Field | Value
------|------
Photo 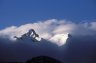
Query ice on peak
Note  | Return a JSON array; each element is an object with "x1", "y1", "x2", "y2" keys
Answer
[
  {"x1": 14, "y1": 29, "x2": 41, "y2": 42},
  {"x1": 49, "y1": 33, "x2": 71, "y2": 46}
]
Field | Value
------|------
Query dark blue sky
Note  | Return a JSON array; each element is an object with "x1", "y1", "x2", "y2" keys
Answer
[{"x1": 0, "y1": 0, "x2": 96, "y2": 29}]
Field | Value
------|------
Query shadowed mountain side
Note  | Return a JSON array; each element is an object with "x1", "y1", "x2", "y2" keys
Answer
[
  {"x1": 26, "y1": 56, "x2": 62, "y2": 63},
  {"x1": 64, "y1": 35, "x2": 96, "y2": 63},
  {"x1": 0, "y1": 38, "x2": 64, "y2": 62},
  {"x1": 1, "y1": 33, "x2": 96, "y2": 63}
]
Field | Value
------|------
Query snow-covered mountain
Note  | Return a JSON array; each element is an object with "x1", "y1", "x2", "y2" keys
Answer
[
  {"x1": 0, "y1": 29, "x2": 70, "y2": 62},
  {"x1": 1, "y1": 29, "x2": 96, "y2": 63},
  {"x1": 14, "y1": 29, "x2": 70, "y2": 46}
]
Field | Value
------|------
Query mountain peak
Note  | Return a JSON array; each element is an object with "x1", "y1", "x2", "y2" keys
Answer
[
  {"x1": 49, "y1": 33, "x2": 71, "y2": 46},
  {"x1": 14, "y1": 29, "x2": 72, "y2": 46},
  {"x1": 14, "y1": 29, "x2": 41, "y2": 42}
]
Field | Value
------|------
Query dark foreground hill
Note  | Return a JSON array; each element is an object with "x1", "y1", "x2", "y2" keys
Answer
[
  {"x1": 26, "y1": 56, "x2": 62, "y2": 63},
  {"x1": 0, "y1": 56, "x2": 62, "y2": 63}
]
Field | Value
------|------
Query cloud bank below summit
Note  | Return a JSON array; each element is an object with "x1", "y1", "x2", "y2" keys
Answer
[{"x1": 0, "y1": 19, "x2": 96, "y2": 46}]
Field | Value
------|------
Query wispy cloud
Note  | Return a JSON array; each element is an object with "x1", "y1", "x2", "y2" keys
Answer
[{"x1": 0, "y1": 19, "x2": 96, "y2": 46}]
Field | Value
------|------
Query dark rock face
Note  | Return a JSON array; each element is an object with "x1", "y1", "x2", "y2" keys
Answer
[
  {"x1": 14, "y1": 29, "x2": 40, "y2": 42},
  {"x1": 26, "y1": 56, "x2": 62, "y2": 63}
]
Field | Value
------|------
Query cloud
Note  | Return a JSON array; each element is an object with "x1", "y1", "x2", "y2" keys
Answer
[
  {"x1": 50, "y1": 33, "x2": 69, "y2": 46},
  {"x1": 0, "y1": 19, "x2": 96, "y2": 46}
]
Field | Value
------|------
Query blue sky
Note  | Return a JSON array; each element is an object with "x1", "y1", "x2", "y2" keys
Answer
[
  {"x1": 0, "y1": 0, "x2": 96, "y2": 62},
  {"x1": 0, "y1": 0, "x2": 96, "y2": 29}
]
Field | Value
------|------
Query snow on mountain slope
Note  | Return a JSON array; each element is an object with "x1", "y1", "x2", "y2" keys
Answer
[
  {"x1": 14, "y1": 29, "x2": 69, "y2": 46},
  {"x1": 0, "y1": 29, "x2": 70, "y2": 62},
  {"x1": 49, "y1": 33, "x2": 69, "y2": 46}
]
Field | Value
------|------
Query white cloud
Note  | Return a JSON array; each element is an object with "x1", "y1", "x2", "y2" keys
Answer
[
  {"x1": 49, "y1": 33, "x2": 69, "y2": 46},
  {"x1": 0, "y1": 19, "x2": 96, "y2": 46}
]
